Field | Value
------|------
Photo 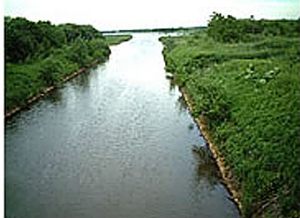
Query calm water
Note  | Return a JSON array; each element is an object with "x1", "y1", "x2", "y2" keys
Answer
[{"x1": 5, "y1": 33, "x2": 240, "y2": 218}]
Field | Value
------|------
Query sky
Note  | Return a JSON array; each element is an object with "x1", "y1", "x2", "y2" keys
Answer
[{"x1": 3, "y1": 0, "x2": 300, "y2": 31}]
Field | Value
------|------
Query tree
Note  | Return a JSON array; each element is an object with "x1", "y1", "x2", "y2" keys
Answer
[
  {"x1": 39, "y1": 58, "x2": 64, "y2": 86},
  {"x1": 5, "y1": 17, "x2": 38, "y2": 62}
]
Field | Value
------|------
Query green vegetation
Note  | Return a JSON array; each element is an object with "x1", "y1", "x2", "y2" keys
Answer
[
  {"x1": 160, "y1": 13, "x2": 300, "y2": 218},
  {"x1": 102, "y1": 26, "x2": 205, "y2": 34},
  {"x1": 104, "y1": 34, "x2": 133, "y2": 45},
  {"x1": 5, "y1": 17, "x2": 131, "y2": 113},
  {"x1": 207, "y1": 12, "x2": 299, "y2": 43}
]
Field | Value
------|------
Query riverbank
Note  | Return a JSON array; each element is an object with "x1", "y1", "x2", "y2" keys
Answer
[
  {"x1": 5, "y1": 60, "x2": 94, "y2": 118},
  {"x1": 5, "y1": 35, "x2": 132, "y2": 119},
  {"x1": 180, "y1": 88, "x2": 242, "y2": 211},
  {"x1": 5, "y1": 17, "x2": 108, "y2": 114},
  {"x1": 104, "y1": 34, "x2": 133, "y2": 45},
  {"x1": 5, "y1": 17, "x2": 132, "y2": 118},
  {"x1": 160, "y1": 18, "x2": 300, "y2": 217}
]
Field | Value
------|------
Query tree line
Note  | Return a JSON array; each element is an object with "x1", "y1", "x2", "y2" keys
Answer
[
  {"x1": 5, "y1": 16, "x2": 106, "y2": 63},
  {"x1": 5, "y1": 17, "x2": 111, "y2": 112},
  {"x1": 207, "y1": 12, "x2": 300, "y2": 43}
]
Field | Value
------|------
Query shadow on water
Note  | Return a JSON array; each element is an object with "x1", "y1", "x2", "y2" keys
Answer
[
  {"x1": 45, "y1": 68, "x2": 97, "y2": 106},
  {"x1": 192, "y1": 144, "x2": 221, "y2": 186},
  {"x1": 167, "y1": 79, "x2": 189, "y2": 114},
  {"x1": 176, "y1": 95, "x2": 188, "y2": 113},
  {"x1": 70, "y1": 69, "x2": 93, "y2": 90},
  {"x1": 168, "y1": 78, "x2": 176, "y2": 92},
  {"x1": 44, "y1": 89, "x2": 63, "y2": 105}
]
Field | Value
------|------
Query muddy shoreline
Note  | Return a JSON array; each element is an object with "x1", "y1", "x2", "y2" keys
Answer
[{"x1": 179, "y1": 87, "x2": 242, "y2": 212}]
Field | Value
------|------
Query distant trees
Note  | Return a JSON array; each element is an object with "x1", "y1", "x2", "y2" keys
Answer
[
  {"x1": 58, "y1": 23, "x2": 104, "y2": 42},
  {"x1": 5, "y1": 17, "x2": 37, "y2": 62},
  {"x1": 207, "y1": 12, "x2": 300, "y2": 43},
  {"x1": 5, "y1": 17, "x2": 66, "y2": 62},
  {"x1": 4, "y1": 17, "x2": 106, "y2": 63}
]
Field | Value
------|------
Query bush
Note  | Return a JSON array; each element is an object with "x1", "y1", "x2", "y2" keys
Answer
[{"x1": 39, "y1": 57, "x2": 64, "y2": 86}]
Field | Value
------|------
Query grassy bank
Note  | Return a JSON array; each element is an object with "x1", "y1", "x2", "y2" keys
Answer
[
  {"x1": 160, "y1": 15, "x2": 300, "y2": 218},
  {"x1": 104, "y1": 34, "x2": 133, "y2": 45},
  {"x1": 5, "y1": 17, "x2": 131, "y2": 114}
]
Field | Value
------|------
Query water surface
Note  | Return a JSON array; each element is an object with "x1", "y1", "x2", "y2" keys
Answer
[{"x1": 5, "y1": 33, "x2": 240, "y2": 218}]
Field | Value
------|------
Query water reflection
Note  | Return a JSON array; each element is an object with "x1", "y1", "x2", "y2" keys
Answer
[
  {"x1": 176, "y1": 94, "x2": 189, "y2": 113},
  {"x1": 44, "y1": 89, "x2": 63, "y2": 105},
  {"x1": 167, "y1": 78, "x2": 189, "y2": 114},
  {"x1": 192, "y1": 145, "x2": 221, "y2": 186},
  {"x1": 168, "y1": 78, "x2": 176, "y2": 91},
  {"x1": 70, "y1": 69, "x2": 92, "y2": 91}
]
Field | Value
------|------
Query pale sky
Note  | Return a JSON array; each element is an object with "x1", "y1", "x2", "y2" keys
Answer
[{"x1": 4, "y1": 0, "x2": 300, "y2": 31}]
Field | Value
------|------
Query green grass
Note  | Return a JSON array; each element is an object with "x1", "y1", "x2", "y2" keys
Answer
[
  {"x1": 160, "y1": 31, "x2": 300, "y2": 217},
  {"x1": 104, "y1": 34, "x2": 132, "y2": 45}
]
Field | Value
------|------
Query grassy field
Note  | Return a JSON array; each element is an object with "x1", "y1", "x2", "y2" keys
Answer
[{"x1": 160, "y1": 30, "x2": 300, "y2": 217}]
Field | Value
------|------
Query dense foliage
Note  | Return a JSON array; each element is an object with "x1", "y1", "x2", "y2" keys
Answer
[
  {"x1": 207, "y1": 12, "x2": 299, "y2": 43},
  {"x1": 160, "y1": 14, "x2": 300, "y2": 218},
  {"x1": 5, "y1": 17, "x2": 106, "y2": 63},
  {"x1": 5, "y1": 17, "x2": 131, "y2": 112}
]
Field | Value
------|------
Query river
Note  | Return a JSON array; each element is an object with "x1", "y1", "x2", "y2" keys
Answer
[{"x1": 5, "y1": 33, "x2": 240, "y2": 218}]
